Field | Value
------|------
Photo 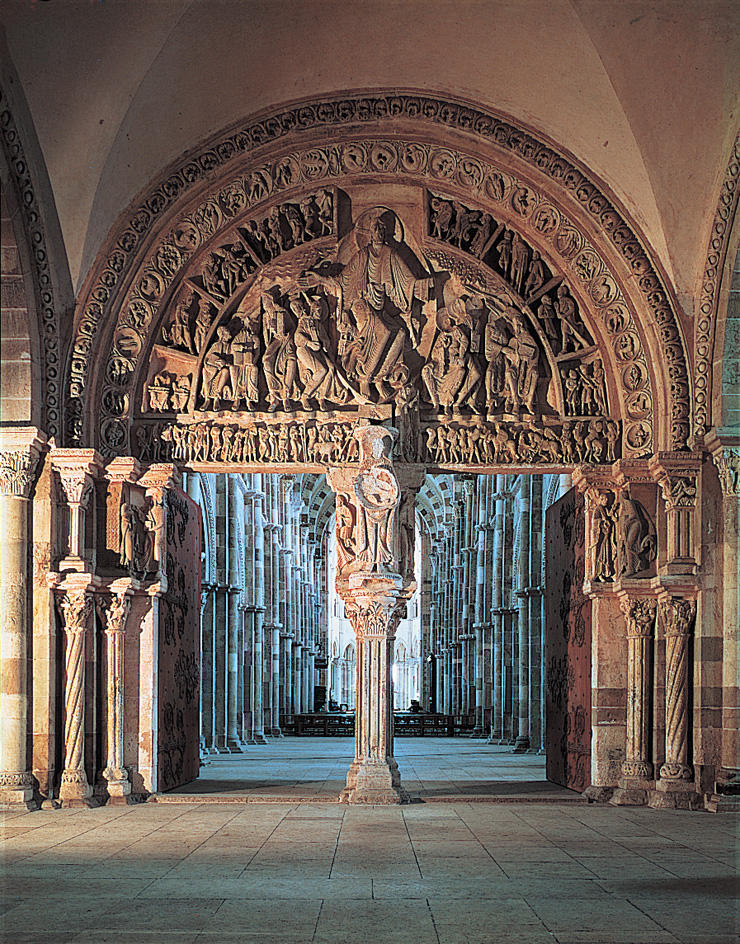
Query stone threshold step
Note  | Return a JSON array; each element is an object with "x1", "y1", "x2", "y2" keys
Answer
[{"x1": 152, "y1": 793, "x2": 586, "y2": 805}]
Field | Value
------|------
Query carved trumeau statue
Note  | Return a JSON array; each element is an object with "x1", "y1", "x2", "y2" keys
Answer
[
  {"x1": 328, "y1": 425, "x2": 403, "y2": 580},
  {"x1": 354, "y1": 448, "x2": 400, "y2": 573}
]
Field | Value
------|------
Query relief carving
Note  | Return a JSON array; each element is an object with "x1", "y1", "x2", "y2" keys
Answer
[
  {"x1": 66, "y1": 96, "x2": 689, "y2": 457},
  {"x1": 615, "y1": 489, "x2": 657, "y2": 578},
  {"x1": 0, "y1": 449, "x2": 40, "y2": 498}
]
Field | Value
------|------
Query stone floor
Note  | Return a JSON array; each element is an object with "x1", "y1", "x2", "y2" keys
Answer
[
  {"x1": 168, "y1": 739, "x2": 577, "y2": 803},
  {"x1": 1, "y1": 741, "x2": 738, "y2": 944}
]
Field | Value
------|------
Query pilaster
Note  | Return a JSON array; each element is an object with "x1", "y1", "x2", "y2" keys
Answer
[{"x1": 0, "y1": 426, "x2": 46, "y2": 809}]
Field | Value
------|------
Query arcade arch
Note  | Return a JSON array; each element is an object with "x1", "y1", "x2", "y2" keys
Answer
[{"x1": 1, "y1": 92, "x2": 726, "y2": 811}]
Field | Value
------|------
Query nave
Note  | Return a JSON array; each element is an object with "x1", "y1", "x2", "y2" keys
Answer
[
  {"x1": 187, "y1": 470, "x2": 569, "y2": 799},
  {"x1": 165, "y1": 739, "x2": 569, "y2": 804}
]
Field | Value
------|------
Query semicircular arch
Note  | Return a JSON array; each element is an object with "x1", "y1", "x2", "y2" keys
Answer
[{"x1": 66, "y1": 91, "x2": 691, "y2": 469}]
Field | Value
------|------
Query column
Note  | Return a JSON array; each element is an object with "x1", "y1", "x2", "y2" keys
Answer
[
  {"x1": 95, "y1": 581, "x2": 133, "y2": 802},
  {"x1": 529, "y1": 476, "x2": 544, "y2": 753},
  {"x1": 0, "y1": 428, "x2": 45, "y2": 808},
  {"x1": 712, "y1": 445, "x2": 740, "y2": 803},
  {"x1": 200, "y1": 585, "x2": 216, "y2": 753},
  {"x1": 327, "y1": 425, "x2": 419, "y2": 804},
  {"x1": 489, "y1": 476, "x2": 505, "y2": 742},
  {"x1": 514, "y1": 476, "x2": 531, "y2": 752},
  {"x1": 226, "y1": 589, "x2": 243, "y2": 751},
  {"x1": 611, "y1": 594, "x2": 656, "y2": 806},
  {"x1": 226, "y1": 478, "x2": 244, "y2": 751},
  {"x1": 472, "y1": 477, "x2": 487, "y2": 736},
  {"x1": 650, "y1": 595, "x2": 700, "y2": 809},
  {"x1": 55, "y1": 582, "x2": 96, "y2": 806},
  {"x1": 252, "y1": 483, "x2": 267, "y2": 743}
]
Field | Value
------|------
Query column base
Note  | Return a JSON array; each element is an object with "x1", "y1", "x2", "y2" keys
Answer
[
  {"x1": 268, "y1": 727, "x2": 283, "y2": 738},
  {"x1": 611, "y1": 780, "x2": 654, "y2": 806},
  {"x1": 225, "y1": 739, "x2": 246, "y2": 753},
  {"x1": 253, "y1": 734, "x2": 268, "y2": 745},
  {"x1": 0, "y1": 774, "x2": 37, "y2": 810},
  {"x1": 648, "y1": 778, "x2": 701, "y2": 810},
  {"x1": 583, "y1": 784, "x2": 615, "y2": 803},
  {"x1": 103, "y1": 767, "x2": 133, "y2": 804},
  {"x1": 339, "y1": 758, "x2": 409, "y2": 805},
  {"x1": 512, "y1": 736, "x2": 530, "y2": 753},
  {"x1": 611, "y1": 762, "x2": 653, "y2": 806},
  {"x1": 59, "y1": 769, "x2": 96, "y2": 807}
]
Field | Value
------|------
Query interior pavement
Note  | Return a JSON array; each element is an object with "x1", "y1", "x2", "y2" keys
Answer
[
  {"x1": 1, "y1": 741, "x2": 737, "y2": 944},
  {"x1": 168, "y1": 739, "x2": 577, "y2": 803}
]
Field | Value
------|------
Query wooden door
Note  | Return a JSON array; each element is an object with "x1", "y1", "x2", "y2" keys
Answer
[
  {"x1": 545, "y1": 487, "x2": 591, "y2": 792},
  {"x1": 157, "y1": 487, "x2": 202, "y2": 792}
]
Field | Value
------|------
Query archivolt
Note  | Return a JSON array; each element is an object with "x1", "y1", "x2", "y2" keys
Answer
[{"x1": 66, "y1": 91, "x2": 691, "y2": 456}]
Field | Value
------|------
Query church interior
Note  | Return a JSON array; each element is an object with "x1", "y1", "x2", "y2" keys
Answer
[{"x1": 0, "y1": 1, "x2": 738, "y2": 942}]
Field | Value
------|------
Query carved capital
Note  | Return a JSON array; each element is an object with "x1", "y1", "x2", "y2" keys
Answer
[
  {"x1": 620, "y1": 596, "x2": 657, "y2": 638},
  {"x1": 58, "y1": 469, "x2": 94, "y2": 508},
  {"x1": 55, "y1": 589, "x2": 94, "y2": 634},
  {"x1": 659, "y1": 474, "x2": 698, "y2": 510},
  {"x1": 0, "y1": 449, "x2": 41, "y2": 498},
  {"x1": 345, "y1": 598, "x2": 403, "y2": 639},
  {"x1": 660, "y1": 596, "x2": 696, "y2": 637},
  {"x1": 96, "y1": 590, "x2": 132, "y2": 636}
]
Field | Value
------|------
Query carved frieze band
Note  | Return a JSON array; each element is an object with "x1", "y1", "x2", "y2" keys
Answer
[
  {"x1": 0, "y1": 83, "x2": 62, "y2": 439},
  {"x1": 65, "y1": 92, "x2": 689, "y2": 454},
  {"x1": 694, "y1": 131, "x2": 740, "y2": 439}
]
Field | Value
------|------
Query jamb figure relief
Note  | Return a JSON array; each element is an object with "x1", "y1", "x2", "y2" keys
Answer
[
  {"x1": 590, "y1": 490, "x2": 618, "y2": 581},
  {"x1": 615, "y1": 489, "x2": 657, "y2": 578}
]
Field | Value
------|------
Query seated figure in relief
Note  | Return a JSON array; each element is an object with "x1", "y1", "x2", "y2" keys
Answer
[{"x1": 302, "y1": 213, "x2": 433, "y2": 402}]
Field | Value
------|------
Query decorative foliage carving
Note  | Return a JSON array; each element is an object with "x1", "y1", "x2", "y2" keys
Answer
[
  {"x1": 694, "y1": 131, "x2": 740, "y2": 439},
  {"x1": 65, "y1": 93, "x2": 688, "y2": 456},
  {"x1": 0, "y1": 450, "x2": 40, "y2": 498},
  {"x1": 344, "y1": 599, "x2": 402, "y2": 638},
  {"x1": 0, "y1": 84, "x2": 62, "y2": 438}
]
